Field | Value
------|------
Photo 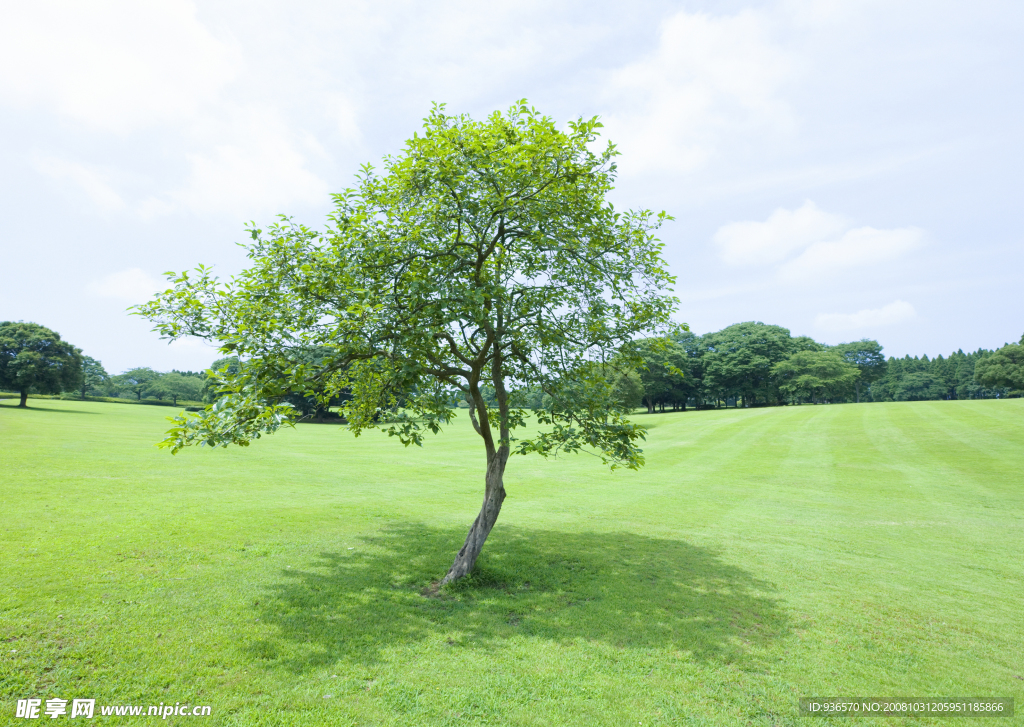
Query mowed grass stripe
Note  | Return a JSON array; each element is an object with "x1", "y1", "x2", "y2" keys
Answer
[{"x1": 2, "y1": 398, "x2": 1022, "y2": 725}]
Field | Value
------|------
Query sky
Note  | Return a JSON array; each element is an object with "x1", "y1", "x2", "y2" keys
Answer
[{"x1": 1, "y1": 0, "x2": 1021, "y2": 374}]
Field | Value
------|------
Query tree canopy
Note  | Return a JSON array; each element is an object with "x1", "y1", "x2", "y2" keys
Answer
[
  {"x1": 79, "y1": 356, "x2": 109, "y2": 399},
  {"x1": 832, "y1": 339, "x2": 886, "y2": 402},
  {"x1": 974, "y1": 340, "x2": 1024, "y2": 392},
  {"x1": 633, "y1": 333, "x2": 702, "y2": 413},
  {"x1": 702, "y1": 322, "x2": 803, "y2": 406},
  {"x1": 772, "y1": 350, "x2": 859, "y2": 404},
  {"x1": 0, "y1": 321, "x2": 83, "y2": 407},
  {"x1": 112, "y1": 367, "x2": 160, "y2": 401},
  {"x1": 892, "y1": 371, "x2": 947, "y2": 401},
  {"x1": 150, "y1": 372, "x2": 204, "y2": 405},
  {"x1": 866, "y1": 348, "x2": 1011, "y2": 402},
  {"x1": 137, "y1": 102, "x2": 678, "y2": 583},
  {"x1": 609, "y1": 328, "x2": 1021, "y2": 408}
]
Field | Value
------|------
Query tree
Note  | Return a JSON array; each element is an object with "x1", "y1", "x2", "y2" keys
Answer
[
  {"x1": 137, "y1": 102, "x2": 678, "y2": 585},
  {"x1": 79, "y1": 356, "x2": 109, "y2": 399},
  {"x1": 0, "y1": 321, "x2": 83, "y2": 407},
  {"x1": 791, "y1": 336, "x2": 824, "y2": 353},
  {"x1": 772, "y1": 350, "x2": 859, "y2": 404},
  {"x1": 202, "y1": 356, "x2": 241, "y2": 403},
  {"x1": 634, "y1": 338, "x2": 687, "y2": 413},
  {"x1": 832, "y1": 339, "x2": 886, "y2": 403},
  {"x1": 870, "y1": 347, "x2": 1011, "y2": 401},
  {"x1": 672, "y1": 330, "x2": 708, "y2": 408},
  {"x1": 150, "y1": 372, "x2": 204, "y2": 405},
  {"x1": 702, "y1": 322, "x2": 797, "y2": 406},
  {"x1": 894, "y1": 372, "x2": 946, "y2": 401},
  {"x1": 633, "y1": 335, "x2": 702, "y2": 413},
  {"x1": 113, "y1": 367, "x2": 160, "y2": 400},
  {"x1": 869, "y1": 356, "x2": 901, "y2": 401},
  {"x1": 974, "y1": 342, "x2": 1024, "y2": 392},
  {"x1": 276, "y1": 347, "x2": 354, "y2": 420},
  {"x1": 930, "y1": 354, "x2": 956, "y2": 399},
  {"x1": 612, "y1": 369, "x2": 644, "y2": 410}
]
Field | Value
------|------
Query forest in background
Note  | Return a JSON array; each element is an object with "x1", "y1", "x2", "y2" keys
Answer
[
  {"x1": 624, "y1": 322, "x2": 1022, "y2": 412},
  {"x1": 4, "y1": 320, "x2": 1023, "y2": 414}
]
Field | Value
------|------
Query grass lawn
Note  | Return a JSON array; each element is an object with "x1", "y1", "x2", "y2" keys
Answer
[{"x1": 1, "y1": 398, "x2": 1022, "y2": 725}]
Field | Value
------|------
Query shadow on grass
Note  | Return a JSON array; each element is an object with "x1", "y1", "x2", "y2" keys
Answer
[
  {"x1": 0, "y1": 401, "x2": 99, "y2": 414},
  {"x1": 248, "y1": 524, "x2": 790, "y2": 672}
]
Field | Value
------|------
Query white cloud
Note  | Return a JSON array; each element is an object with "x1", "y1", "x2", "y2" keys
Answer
[
  {"x1": 602, "y1": 9, "x2": 796, "y2": 175},
  {"x1": 326, "y1": 93, "x2": 363, "y2": 147},
  {"x1": 781, "y1": 0, "x2": 878, "y2": 28},
  {"x1": 713, "y1": 201, "x2": 924, "y2": 279},
  {"x1": 162, "y1": 109, "x2": 330, "y2": 218},
  {"x1": 87, "y1": 268, "x2": 166, "y2": 303},
  {"x1": 815, "y1": 299, "x2": 917, "y2": 331},
  {"x1": 32, "y1": 155, "x2": 126, "y2": 213},
  {"x1": 715, "y1": 200, "x2": 847, "y2": 265},
  {"x1": 3, "y1": 2, "x2": 342, "y2": 222},
  {"x1": 0, "y1": 0, "x2": 240, "y2": 132},
  {"x1": 779, "y1": 225, "x2": 924, "y2": 281},
  {"x1": 352, "y1": 1, "x2": 594, "y2": 108}
]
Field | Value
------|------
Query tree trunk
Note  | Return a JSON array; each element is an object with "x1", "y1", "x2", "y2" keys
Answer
[
  {"x1": 19, "y1": 390, "x2": 28, "y2": 407},
  {"x1": 441, "y1": 446, "x2": 508, "y2": 585},
  {"x1": 855, "y1": 381, "x2": 861, "y2": 403}
]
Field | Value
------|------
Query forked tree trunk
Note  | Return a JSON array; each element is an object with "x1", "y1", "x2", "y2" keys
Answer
[{"x1": 440, "y1": 445, "x2": 509, "y2": 585}]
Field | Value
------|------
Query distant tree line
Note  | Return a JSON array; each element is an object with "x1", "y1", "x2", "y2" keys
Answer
[
  {"x1": 81, "y1": 364, "x2": 206, "y2": 405},
  {"x1": 866, "y1": 337, "x2": 1024, "y2": 402},
  {"x1": 621, "y1": 322, "x2": 1023, "y2": 411},
  {"x1": 0, "y1": 321, "x2": 210, "y2": 407},
  {"x1": 3, "y1": 320, "x2": 1022, "y2": 411}
]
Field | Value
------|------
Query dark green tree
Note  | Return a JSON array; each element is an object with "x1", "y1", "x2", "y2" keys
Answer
[
  {"x1": 136, "y1": 102, "x2": 678, "y2": 584},
  {"x1": 894, "y1": 372, "x2": 946, "y2": 401},
  {"x1": 0, "y1": 321, "x2": 83, "y2": 407},
  {"x1": 773, "y1": 350, "x2": 859, "y2": 404},
  {"x1": 870, "y1": 356, "x2": 901, "y2": 401},
  {"x1": 273, "y1": 347, "x2": 357, "y2": 420},
  {"x1": 951, "y1": 352, "x2": 979, "y2": 399},
  {"x1": 151, "y1": 372, "x2": 204, "y2": 405},
  {"x1": 79, "y1": 356, "x2": 109, "y2": 399},
  {"x1": 702, "y1": 322, "x2": 796, "y2": 406},
  {"x1": 113, "y1": 367, "x2": 160, "y2": 400},
  {"x1": 201, "y1": 356, "x2": 241, "y2": 403},
  {"x1": 791, "y1": 336, "x2": 824, "y2": 353},
  {"x1": 832, "y1": 339, "x2": 886, "y2": 403},
  {"x1": 930, "y1": 354, "x2": 957, "y2": 398},
  {"x1": 674, "y1": 330, "x2": 709, "y2": 408},
  {"x1": 632, "y1": 331, "x2": 705, "y2": 412},
  {"x1": 613, "y1": 370, "x2": 644, "y2": 410},
  {"x1": 634, "y1": 338, "x2": 687, "y2": 413},
  {"x1": 974, "y1": 341, "x2": 1024, "y2": 392}
]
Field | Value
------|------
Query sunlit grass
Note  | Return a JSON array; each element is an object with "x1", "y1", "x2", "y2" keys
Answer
[{"x1": 1, "y1": 398, "x2": 1022, "y2": 725}]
